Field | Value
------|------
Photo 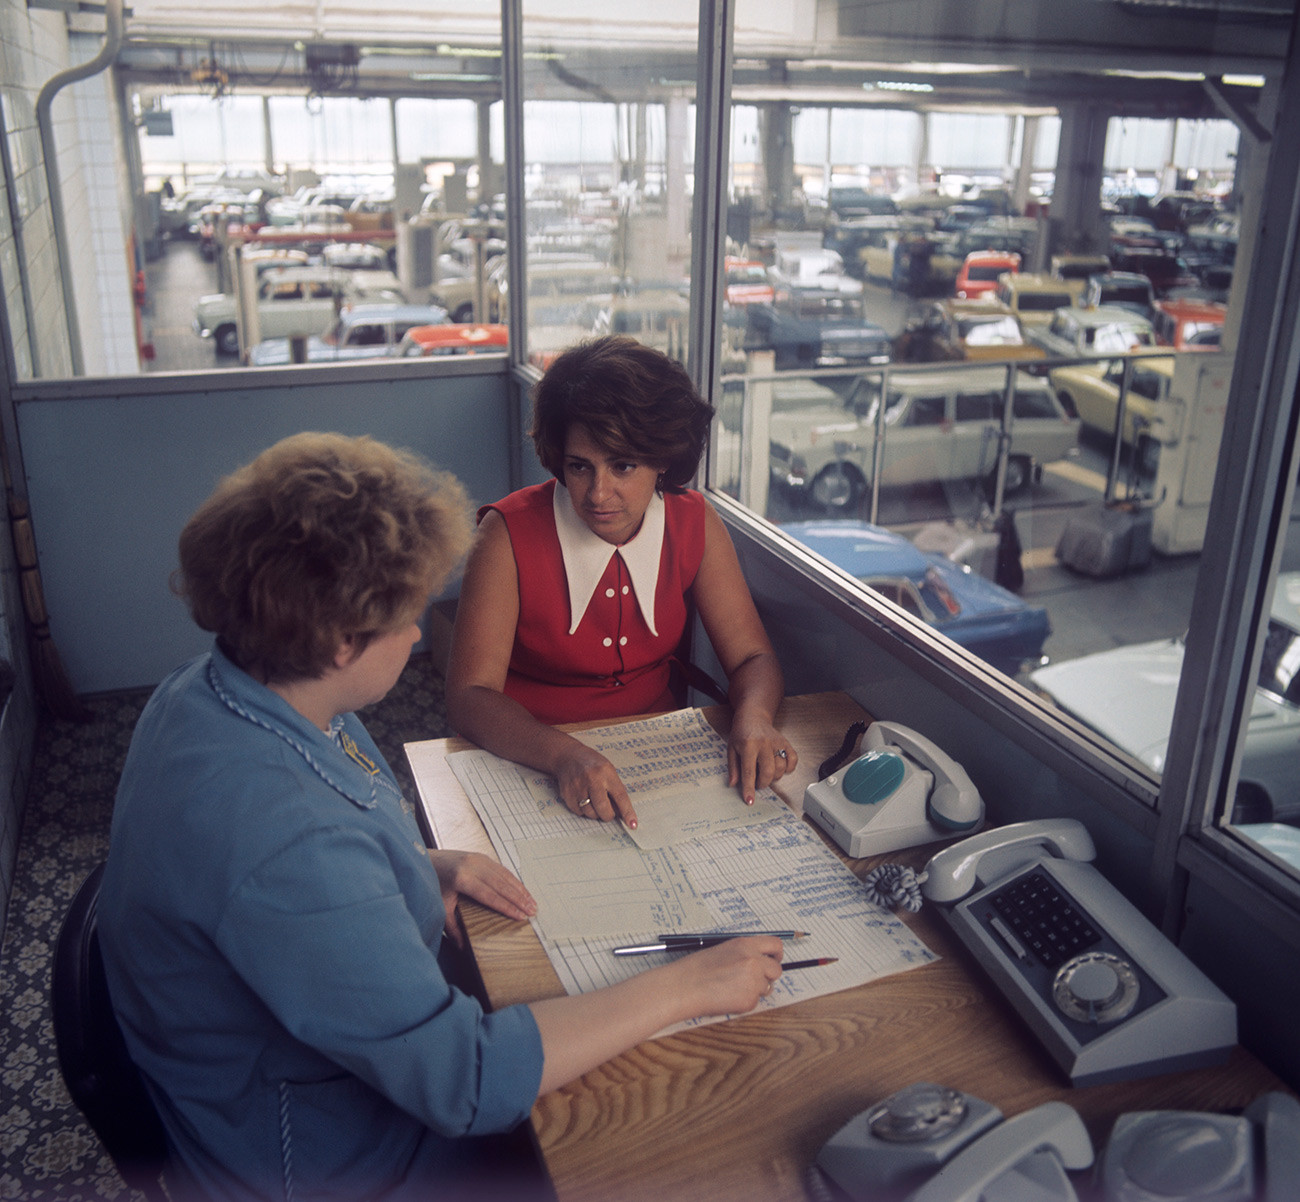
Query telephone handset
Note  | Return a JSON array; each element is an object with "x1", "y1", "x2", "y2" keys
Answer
[
  {"x1": 815, "y1": 1081, "x2": 1094, "y2": 1202},
  {"x1": 815, "y1": 1084, "x2": 1300, "y2": 1202},
  {"x1": 804, "y1": 721, "x2": 985, "y2": 858},
  {"x1": 920, "y1": 818, "x2": 1237, "y2": 1086},
  {"x1": 921, "y1": 817, "x2": 1096, "y2": 904},
  {"x1": 1097, "y1": 1091, "x2": 1300, "y2": 1202}
]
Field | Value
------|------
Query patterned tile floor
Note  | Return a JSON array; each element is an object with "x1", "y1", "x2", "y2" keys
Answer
[{"x1": 0, "y1": 653, "x2": 454, "y2": 1200}]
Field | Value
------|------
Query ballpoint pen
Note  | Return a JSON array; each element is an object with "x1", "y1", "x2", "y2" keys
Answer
[{"x1": 612, "y1": 930, "x2": 809, "y2": 955}]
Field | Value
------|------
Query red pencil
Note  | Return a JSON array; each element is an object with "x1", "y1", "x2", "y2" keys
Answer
[{"x1": 783, "y1": 957, "x2": 837, "y2": 970}]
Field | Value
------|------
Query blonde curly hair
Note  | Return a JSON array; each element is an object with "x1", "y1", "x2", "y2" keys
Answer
[{"x1": 176, "y1": 432, "x2": 471, "y2": 682}]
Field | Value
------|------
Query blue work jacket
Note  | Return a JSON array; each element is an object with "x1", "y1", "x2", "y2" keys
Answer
[{"x1": 98, "y1": 644, "x2": 544, "y2": 1201}]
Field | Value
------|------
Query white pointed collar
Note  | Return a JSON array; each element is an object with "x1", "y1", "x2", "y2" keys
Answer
[{"x1": 553, "y1": 482, "x2": 665, "y2": 636}]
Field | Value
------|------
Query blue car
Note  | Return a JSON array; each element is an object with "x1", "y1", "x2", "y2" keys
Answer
[{"x1": 782, "y1": 520, "x2": 1050, "y2": 677}]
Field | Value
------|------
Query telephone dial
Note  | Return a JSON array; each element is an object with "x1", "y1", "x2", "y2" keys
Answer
[
  {"x1": 920, "y1": 818, "x2": 1237, "y2": 1086},
  {"x1": 814, "y1": 1083, "x2": 1300, "y2": 1202},
  {"x1": 804, "y1": 721, "x2": 986, "y2": 858},
  {"x1": 815, "y1": 1082, "x2": 1093, "y2": 1202}
]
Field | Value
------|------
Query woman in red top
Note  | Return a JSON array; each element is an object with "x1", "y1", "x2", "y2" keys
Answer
[{"x1": 447, "y1": 336, "x2": 796, "y2": 829}]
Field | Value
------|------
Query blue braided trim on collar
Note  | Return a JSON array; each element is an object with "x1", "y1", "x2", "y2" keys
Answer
[{"x1": 206, "y1": 660, "x2": 387, "y2": 810}]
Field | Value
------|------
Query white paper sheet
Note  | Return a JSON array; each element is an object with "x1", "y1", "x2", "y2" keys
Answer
[{"x1": 442, "y1": 709, "x2": 938, "y2": 1030}]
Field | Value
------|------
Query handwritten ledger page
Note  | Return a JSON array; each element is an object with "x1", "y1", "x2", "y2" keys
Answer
[{"x1": 438, "y1": 709, "x2": 937, "y2": 1030}]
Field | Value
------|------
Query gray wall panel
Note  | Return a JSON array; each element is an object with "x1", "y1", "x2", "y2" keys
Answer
[{"x1": 16, "y1": 369, "x2": 511, "y2": 692}]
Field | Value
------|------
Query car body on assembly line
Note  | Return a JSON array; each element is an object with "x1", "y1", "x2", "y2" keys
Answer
[
  {"x1": 994, "y1": 272, "x2": 1075, "y2": 329},
  {"x1": 1048, "y1": 354, "x2": 1174, "y2": 470},
  {"x1": 1031, "y1": 571, "x2": 1300, "y2": 826},
  {"x1": 1152, "y1": 297, "x2": 1226, "y2": 350},
  {"x1": 1079, "y1": 272, "x2": 1158, "y2": 322},
  {"x1": 894, "y1": 298, "x2": 1046, "y2": 364},
  {"x1": 954, "y1": 250, "x2": 1020, "y2": 299},
  {"x1": 782, "y1": 519, "x2": 1050, "y2": 677},
  {"x1": 248, "y1": 302, "x2": 450, "y2": 365},
  {"x1": 1027, "y1": 304, "x2": 1157, "y2": 360},
  {"x1": 396, "y1": 323, "x2": 509, "y2": 357},
  {"x1": 768, "y1": 364, "x2": 1079, "y2": 509},
  {"x1": 194, "y1": 265, "x2": 407, "y2": 357}
]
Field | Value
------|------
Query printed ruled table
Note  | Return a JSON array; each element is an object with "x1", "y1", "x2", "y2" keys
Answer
[{"x1": 441, "y1": 707, "x2": 935, "y2": 1029}]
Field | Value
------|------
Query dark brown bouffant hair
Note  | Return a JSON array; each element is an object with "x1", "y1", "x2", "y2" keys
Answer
[
  {"x1": 530, "y1": 335, "x2": 715, "y2": 492},
  {"x1": 175, "y1": 432, "x2": 471, "y2": 683}
]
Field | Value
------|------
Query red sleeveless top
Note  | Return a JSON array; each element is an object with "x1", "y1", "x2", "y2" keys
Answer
[{"x1": 482, "y1": 480, "x2": 707, "y2": 724}]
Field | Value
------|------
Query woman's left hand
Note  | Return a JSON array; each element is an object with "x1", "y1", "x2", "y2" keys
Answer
[
  {"x1": 428, "y1": 850, "x2": 538, "y2": 947},
  {"x1": 726, "y1": 714, "x2": 797, "y2": 805}
]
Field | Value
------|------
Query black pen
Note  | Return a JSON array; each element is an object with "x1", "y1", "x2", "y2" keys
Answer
[{"x1": 782, "y1": 957, "x2": 837, "y2": 971}]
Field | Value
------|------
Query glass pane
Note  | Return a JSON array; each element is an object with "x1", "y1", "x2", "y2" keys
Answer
[
  {"x1": 519, "y1": 10, "x2": 694, "y2": 370},
  {"x1": 1226, "y1": 528, "x2": 1300, "y2": 876},
  {"x1": 1, "y1": 20, "x2": 506, "y2": 378},
  {"x1": 715, "y1": 0, "x2": 1286, "y2": 810}
]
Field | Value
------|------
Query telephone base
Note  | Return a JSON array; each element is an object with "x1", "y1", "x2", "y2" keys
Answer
[
  {"x1": 806, "y1": 760, "x2": 965, "y2": 858},
  {"x1": 943, "y1": 853, "x2": 1236, "y2": 1087}
]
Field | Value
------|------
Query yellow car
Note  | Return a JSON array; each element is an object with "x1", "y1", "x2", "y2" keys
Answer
[
  {"x1": 1048, "y1": 355, "x2": 1174, "y2": 470},
  {"x1": 895, "y1": 298, "x2": 1046, "y2": 364}
]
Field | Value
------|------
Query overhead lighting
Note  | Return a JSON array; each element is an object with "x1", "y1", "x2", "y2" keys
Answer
[
  {"x1": 435, "y1": 44, "x2": 500, "y2": 58},
  {"x1": 869, "y1": 80, "x2": 935, "y2": 93},
  {"x1": 1103, "y1": 68, "x2": 1205, "y2": 81},
  {"x1": 410, "y1": 73, "x2": 497, "y2": 83},
  {"x1": 1222, "y1": 74, "x2": 1265, "y2": 87}
]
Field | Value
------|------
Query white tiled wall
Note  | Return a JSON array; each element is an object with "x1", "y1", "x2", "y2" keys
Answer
[
  {"x1": 1, "y1": 2, "x2": 137, "y2": 382},
  {"x1": 0, "y1": 0, "x2": 106, "y2": 940}
]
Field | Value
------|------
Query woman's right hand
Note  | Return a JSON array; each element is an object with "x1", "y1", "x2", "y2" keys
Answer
[
  {"x1": 664, "y1": 936, "x2": 784, "y2": 1018},
  {"x1": 556, "y1": 742, "x2": 638, "y2": 828}
]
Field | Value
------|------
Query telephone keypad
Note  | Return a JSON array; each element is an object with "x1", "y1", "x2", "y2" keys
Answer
[{"x1": 988, "y1": 869, "x2": 1103, "y2": 969}]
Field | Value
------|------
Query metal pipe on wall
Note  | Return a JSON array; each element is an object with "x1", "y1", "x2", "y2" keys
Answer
[{"x1": 34, "y1": 0, "x2": 125, "y2": 378}]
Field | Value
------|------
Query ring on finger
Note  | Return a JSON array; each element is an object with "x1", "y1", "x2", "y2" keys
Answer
[
  {"x1": 577, "y1": 798, "x2": 592, "y2": 808},
  {"x1": 776, "y1": 748, "x2": 788, "y2": 760}
]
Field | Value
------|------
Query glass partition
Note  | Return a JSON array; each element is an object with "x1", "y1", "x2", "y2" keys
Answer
[
  {"x1": 1223, "y1": 491, "x2": 1300, "y2": 876},
  {"x1": 517, "y1": 10, "x2": 697, "y2": 370},
  {"x1": 1, "y1": 0, "x2": 1296, "y2": 860},
  {"x1": 708, "y1": 0, "x2": 1287, "y2": 834}
]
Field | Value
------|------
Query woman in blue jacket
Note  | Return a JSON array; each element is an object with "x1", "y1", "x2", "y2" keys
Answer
[{"x1": 98, "y1": 432, "x2": 783, "y2": 1202}]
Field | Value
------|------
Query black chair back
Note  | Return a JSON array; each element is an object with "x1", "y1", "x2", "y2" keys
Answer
[{"x1": 51, "y1": 862, "x2": 170, "y2": 1202}]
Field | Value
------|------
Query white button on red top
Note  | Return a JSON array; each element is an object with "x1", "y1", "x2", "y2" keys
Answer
[{"x1": 603, "y1": 637, "x2": 613, "y2": 647}]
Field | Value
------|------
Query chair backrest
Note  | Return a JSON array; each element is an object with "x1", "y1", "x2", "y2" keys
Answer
[{"x1": 51, "y1": 862, "x2": 170, "y2": 1202}]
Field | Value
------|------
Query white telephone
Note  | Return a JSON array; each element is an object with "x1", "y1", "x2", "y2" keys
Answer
[
  {"x1": 920, "y1": 818, "x2": 1237, "y2": 1086},
  {"x1": 804, "y1": 721, "x2": 985, "y2": 858},
  {"x1": 815, "y1": 1084, "x2": 1300, "y2": 1202},
  {"x1": 1097, "y1": 1091, "x2": 1300, "y2": 1202},
  {"x1": 815, "y1": 1082, "x2": 1093, "y2": 1202}
]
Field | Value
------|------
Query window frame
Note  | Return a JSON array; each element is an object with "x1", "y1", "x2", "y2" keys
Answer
[{"x1": 671, "y1": 0, "x2": 1300, "y2": 953}]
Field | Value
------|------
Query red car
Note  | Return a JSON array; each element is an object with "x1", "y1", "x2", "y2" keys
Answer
[
  {"x1": 954, "y1": 250, "x2": 1020, "y2": 299},
  {"x1": 1152, "y1": 298, "x2": 1226, "y2": 350},
  {"x1": 724, "y1": 257, "x2": 775, "y2": 307},
  {"x1": 396, "y1": 323, "x2": 509, "y2": 357}
]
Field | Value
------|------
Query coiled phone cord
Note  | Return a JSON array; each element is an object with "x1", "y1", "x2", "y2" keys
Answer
[{"x1": 862, "y1": 862, "x2": 928, "y2": 913}]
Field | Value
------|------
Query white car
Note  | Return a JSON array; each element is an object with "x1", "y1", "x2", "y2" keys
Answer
[
  {"x1": 247, "y1": 303, "x2": 450, "y2": 366},
  {"x1": 768, "y1": 366, "x2": 1080, "y2": 508},
  {"x1": 1026, "y1": 305, "x2": 1158, "y2": 360},
  {"x1": 1031, "y1": 572, "x2": 1300, "y2": 825},
  {"x1": 193, "y1": 265, "x2": 407, "y2": 356}
]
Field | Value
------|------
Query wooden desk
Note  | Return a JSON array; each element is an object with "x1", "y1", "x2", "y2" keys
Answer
[{"x1": 406, "y1": 692, "x2": 1283, "y2": 1202}]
